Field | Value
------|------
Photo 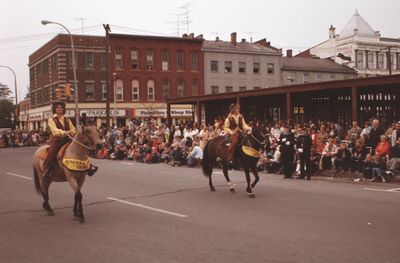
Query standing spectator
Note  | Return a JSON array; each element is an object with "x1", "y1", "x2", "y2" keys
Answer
[
  {"x1": 347, "y1": 121, "x2": 362, "y2": 146},
  {"x1": 391, "y1": 121, "x2": 400, "y2": 147},
  {"x1": 296, "y1": 127, "x2": 312, "y2": 180},
  {"x1": 279, "y1": 125, "x2": 295, "y2": 179},
  {"x1": 368, "y1": 119, "x2": 384, "y2": 154}
]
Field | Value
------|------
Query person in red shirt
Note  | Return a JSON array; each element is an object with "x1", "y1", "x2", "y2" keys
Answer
[{"x1": 375, "y1": 135, "x2": 390, "y2": 158}]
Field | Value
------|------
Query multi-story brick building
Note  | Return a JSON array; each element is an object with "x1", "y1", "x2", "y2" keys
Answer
[
  {"x1": 108, "y1": 33, "x2": 204, "y2": 125},
  {"x1": 28, "y1": 34, "x2": 106, "y2": 129}
]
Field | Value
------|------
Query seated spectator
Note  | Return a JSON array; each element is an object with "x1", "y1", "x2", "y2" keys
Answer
[
  {"x1": 334, "y1": 142, "x2": 351, "y2": 172},
  {"x1": 369, "y1": 156, "x2": 388, "y2": 183},
  {"x1": 321, "y1": 138, "x2": 338, "y2": 170},
  {"x1": 350, "y1": 138, "x2": 368, "y2": 173},
  {"x1": 375, "y1": 135, "x2": 390, "y2": 158},
  {"x1": 385, "y1": 137, "x2": 400, "y2": 177},
  {"x1": 187, "y1": 142, "x2": 203, "y2": 167}
]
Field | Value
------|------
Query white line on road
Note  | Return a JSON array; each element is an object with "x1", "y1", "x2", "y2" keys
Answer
[
  {"x1": 364, "y1": 187, "x2": 400, "y2": 193},
  {"x1": 5, "y1": 172, "x2": 32, "y2": 181},
  {"x1": 121, "y1": 162, "x2": 133, "y2": 166},
  {"x1": 107, "y1": 197, "x2": 188, "y2": 218}
]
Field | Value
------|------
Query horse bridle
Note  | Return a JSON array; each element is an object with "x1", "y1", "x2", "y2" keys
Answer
[{"x1": 67, "y1": 125, "x2": 96, "y2": 150}]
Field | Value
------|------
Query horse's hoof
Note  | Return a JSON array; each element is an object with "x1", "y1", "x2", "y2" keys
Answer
[
  {"x1": 210, "y1": 187, "x2": 216, "y2": 192},
  {"x1": 47, "y1": 210, "x2": 55, "y2": 216},
  {"x1": 248, "y1": 193, "x2": 256, "y2": 198},
  {"x1": 229, "y1": 188, "x2": 236, "y2": 193}
]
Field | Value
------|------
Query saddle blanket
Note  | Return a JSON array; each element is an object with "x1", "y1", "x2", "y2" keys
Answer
[
  {"x1": 242, "y1": 145, "x2": 261, "y2": 158},
  {"x1": 62, "y1": 158, "x2": 91, "y2": 171},
  {"x1": 38, "y1": 143, "x2": 70, "y2": 160}
]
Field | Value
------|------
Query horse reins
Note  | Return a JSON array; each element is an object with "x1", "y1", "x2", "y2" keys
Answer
[{"x1": 67, "y1": 126, "x2": 94, "y2": 150}]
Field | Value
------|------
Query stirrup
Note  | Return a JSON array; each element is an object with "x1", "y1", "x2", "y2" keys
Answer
[{"x1": 87, "y1": 165, "x2": 98, "y2": 177}]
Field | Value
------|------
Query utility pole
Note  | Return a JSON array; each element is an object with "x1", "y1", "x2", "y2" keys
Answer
[
  {"x1": 388, "y1": 46, "x2": 392, "y2": 76},
  {"x1": 103, "y1": 24, "x2": 111, "y2": 127}
]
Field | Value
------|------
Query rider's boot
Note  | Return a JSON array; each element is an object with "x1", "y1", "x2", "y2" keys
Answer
[{"x1": 87, "y1": 164, "x2": 98, "y2": 177}]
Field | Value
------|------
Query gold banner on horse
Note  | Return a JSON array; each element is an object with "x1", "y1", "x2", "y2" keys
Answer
[{"x1": 62, "y1": 158, "x2": 91, "y2": 171}]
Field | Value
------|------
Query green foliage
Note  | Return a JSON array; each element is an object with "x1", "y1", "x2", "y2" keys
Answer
[{"x1": 0, "y1": 99, "x2": 14, "y2": 128}]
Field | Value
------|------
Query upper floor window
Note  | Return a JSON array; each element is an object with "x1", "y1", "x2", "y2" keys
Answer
[
  {"x1": 161, "y1": 50, "x2": 169, "y2": 71},
  {"x1": 191, "y1": 52, "x2": 199, "y2": 71},
  {"x1": 162, "y1": 79, "x2": 170, "y2": 100},
  {"x1": 177, "y1": 79, "x2": 185, "y2": 97},
  {"x1": 131, "y1": 49, "x2": 139, "y2": 70},
  {"x1": 211, "y1": 60, "x2": 218, "y2": 72},
  {"x1": 115, "y1": 48, "x2": 123, "y2": 70},
  {"x1": 225, "y1": 86, "x2": 233, "y2": 93},
  {"x1": 176, "y1": 50, "x2": 185, "y2": 71},
  {"x1": 368, "y1": 52, "x2": 375, "y2": 68},
  {"x1": 147, "y1": 80, "x2": 155, "y2": 101},
  {"x1": 303, "y1": 72, "x2": 310, "y2": 83},
  {"x1": 132, "y1": 79, "x2": 139, "y2": 101},
  {"x1": 101, "y1": 53, "x2": 107, "y2": 70},
  {"x1": 85, "y1": 83, "x2": 95, "y2": 100},
  {"x1": 239, "y1": 86, "x2": 247, "y2": 91},
  {"x1": 101, "y1": 82, "x2": 107, "y2": 100},
  {"x1": 211, "y1": 86, "x2": 219, "y2": 94},
  {"x1": 316, "y1": 73, "x2": 323, "y2": 82},
  {"x1": 146, "y1": 49, "x2": 154, "y2": 70},
  {"x1": 330, "y1": 73, "x2": 336, "y2": 80},
  {"x1": 357, "y1": 51, "x2": 364, "y2": 68},
  {"x1": 378, "y1": 53, "x2": 385, "y2": 69},
  {"x1": 68, "y1": 52, "x2": 78, "y2": 69},
  {"x1": 51, "y1": 55, "x2": 57, "y2": 70},
  {"x1": 225, "y1": 61, "x2": 232, "y2": 73},
  {"x1": 115, "y1": 79, "x2": 124, "y2": 101},
  {"x1": 267, "y1": 63, "x2": 275, "y2": 74},
  {"x1": 85, "y1": 53, "x2": 94, "y2": 69},
  {"x1": 191, "y1": 79, "x2": 199, "y2": 96},
  {"x1": 239, "y1": 62, "x2": 246, "y2": 73},
  {"x1": 253, "y1": 63, "x2": 260, "y2": 74}
]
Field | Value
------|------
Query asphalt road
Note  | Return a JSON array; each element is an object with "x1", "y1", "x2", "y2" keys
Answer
[{"x1": 1, "y1": 147, "x2": 399, "y2": 263}]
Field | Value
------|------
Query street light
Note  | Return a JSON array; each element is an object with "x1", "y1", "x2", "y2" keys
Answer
[
  {"x1": 0, "y1": 65, "x2": 18, "y2": 129},
  {"x1": 41, "y1": 20, "x2": 80, "y2": 128}
]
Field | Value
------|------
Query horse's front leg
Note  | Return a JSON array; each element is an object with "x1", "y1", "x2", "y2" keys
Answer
[
  {"x1": 251, "y1": 167, "x2": 260, "y2": 189},
  {"x1": 222, "y1": 160, "x2": 235, "y2": 193},
  {"x1": 67, "y1": 174, "x2": 85, "y2": 223},
  {"x1": 244, "y1": 167, "x2": 255, "y2": 198},
  {"x1": 42, "y1": 180, "x2": 55, "y2": 216}
]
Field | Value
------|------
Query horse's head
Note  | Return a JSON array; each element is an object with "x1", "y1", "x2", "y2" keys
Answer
[
  {"x1": 79, "y1": 124, "x2": 103, "y2": 151},
  {"x1": 247, "y1": 127, "x2": 268, "y2": 151}
]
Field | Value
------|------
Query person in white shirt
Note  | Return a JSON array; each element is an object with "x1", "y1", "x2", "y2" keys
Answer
[{"x1": 187, "y1": 142, "x2": 203, "y2": 167}]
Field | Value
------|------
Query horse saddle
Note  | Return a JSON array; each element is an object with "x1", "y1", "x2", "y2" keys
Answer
[{"x1": 38, "y1": 143, "x2": 71, "y2": 161}]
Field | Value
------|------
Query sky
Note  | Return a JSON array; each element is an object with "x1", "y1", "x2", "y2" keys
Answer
[{"x1": 0, "y1": 0, "x2": 399, "y2": 101}]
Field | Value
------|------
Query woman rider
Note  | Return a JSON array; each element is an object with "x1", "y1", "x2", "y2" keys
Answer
[
  {"x1": 224, "y1": 103, "x2": 251, "y2": 162},
  {"x1": 43, "y1": 101, "x2": 76, "y2": 179}
]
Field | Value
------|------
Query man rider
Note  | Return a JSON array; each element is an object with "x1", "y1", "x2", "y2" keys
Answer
[
  {"x1": 224, "y1": 103, "x2": 251, "y2": 162},
  {"x1": 43, "y1": 101, "x2": 76, "y2": 180}
]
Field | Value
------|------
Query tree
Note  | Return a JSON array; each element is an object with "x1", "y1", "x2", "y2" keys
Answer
[
  {"x1": 0, "y1": 99, "x2": 14, "y2": 128},
  {"x1": 0, "y1": 83, "x2": 12, "y2": 100}
]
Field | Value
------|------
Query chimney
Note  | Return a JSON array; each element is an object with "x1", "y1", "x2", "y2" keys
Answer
[
  {"x1": 329, "y1": 25, "x2": 336, "y2": 39},
  {"x1": 266, "y1": 41, "x2": 271, "y2": 47},
  {"x1": 241, "y1": 38, "x2": 246, "y2": 43},
  {"x1": 182, "y1": 33, "x2": 188, "y2": 38},
  {"x1": 189, "y1": 33, "x2": 194, "y2": 38},
  {"x1": 286, "y1": 49, "x2": 293, "y2": 58},
  {"x1": 231, "y1": 32, "x2": 237, "y2": 46},
  {"x1": 195, "y1": 34, "x2": 203, "y2": 39},
  {"x1": 255, "y1": 38, "x2": 267, "y2": 47},
  {"x1": 216, "y1": 36, "x2": 220, "y2": 41}
]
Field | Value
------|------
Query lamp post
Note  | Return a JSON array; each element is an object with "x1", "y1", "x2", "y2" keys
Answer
[
  {"x1": 0, "y1": 65, "x2": 18, "y2": 129},
  {"x1": 41, "y1": 20, "x2": 80, "y2": 128}
]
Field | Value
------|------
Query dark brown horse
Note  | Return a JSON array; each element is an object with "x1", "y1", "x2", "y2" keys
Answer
[{"x1": 201, "y1": 127, "x2": 267, "y2": 197}]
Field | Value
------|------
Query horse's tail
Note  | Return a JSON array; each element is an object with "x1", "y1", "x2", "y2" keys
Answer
[
  {"x1": 33, "y1": 167, "x2": 42, "y2": 195},
  {"x1": 201, "y1": 141, "x2": 212, "y2": 177}
]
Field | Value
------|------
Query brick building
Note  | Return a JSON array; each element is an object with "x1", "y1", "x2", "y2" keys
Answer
[
  {"x1": 108, "y1": 33, "x2": 204, "y2": 125},
  {"x1": 28, "y1": 34, "x2": 106, "y2": 129}
]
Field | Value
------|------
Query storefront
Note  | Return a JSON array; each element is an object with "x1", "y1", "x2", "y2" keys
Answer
[{"x1": 29, "y1": 112, "x2": 44, "y2": 130}]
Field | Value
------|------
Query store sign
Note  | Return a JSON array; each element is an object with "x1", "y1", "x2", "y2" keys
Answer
[
  {"x1": 134, "y1": 108, "x2": 193, "y2": 117},
  {"x1": 19, "y1": 115, "x2": 28, "y2": 122},
  {"x1": 29, "y1": 113, "x2": 43, "y2": 121},
  {"x1": 80, "y1": 109, "x2": 126, "y2": 117}
]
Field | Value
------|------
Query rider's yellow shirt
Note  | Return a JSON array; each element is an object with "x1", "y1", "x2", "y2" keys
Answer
[{"x1": 48, "y1": 115, "x2": 76, "y2": 137}]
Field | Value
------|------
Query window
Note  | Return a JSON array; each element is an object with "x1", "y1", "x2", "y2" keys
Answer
[
  {"x1": 225, "y1": 86, "x2": 233, "y2": 93},
  {"x1": 330, "y1": 73, "x2": 336, "y2": 80},
  {"x1": 51, "y1": 55, "x2": 57, "y2": 70},
  {"x1": 368, "y1": 52, "x2": 375, "y2": 68},
  {"x1": 378, "y1": 53, "x2": 385, "y2": 69},
  {"x1": 101, "y1": 53, "x2": 107, "y2": 70},
  {"x1": 115, "y1": 79, "x2": 123, "y2": 101},
  {"x1": 115, "y1": 48, "x2": 123, "y2": 70},
  {"x1": 191, "y1": 79, "x2": 199, "y2": 96},
  {"x1": 162, "y1": 79, "x2": 170, "y2": 100},
  {"x1": 287, "y1": 73, "x2": 295, "y2": 84},
  {"x1": 225, "y1": 61, "x2": 232, "y2": 73},
  {"x1": 211, "y1": 86, "x2": 219, "y2": 94},
  {"x1": 101, "y1": 82, "x2": 107, "y2": 100},
  {"x1": 131, "y1": 49, "x2": 139, "y2": 70},
  {"x1": 161, "y1": 50, "x2": 169, "y2": 71},
  {"x1": 68, "y1": 52, "x2": 78, "y2": 69},
  {"x1": 132, "y1": 79, "x2": 139, "y2": 101},
  {"x1": 146, "y1": 49, "x2": 154, "y2": 70},
  {"x1": 390, "y1": 54, "x2": 395, "y2": 69},
  {"x1": 177, "y1": 79, "x2": 185, "y2": 97},
  {"x1": 357, "y1": 51, "x2": 364, "y2": 68},
  {"x1": 147, "y1": 80, "x2": 155, "y2": 101},
  {"x1": 267, "y1": 63, "x2": 274, "y2": 74},
  {"x1": 254, "y1": 86, "x2": 261, "y2": 90},
  {"x1": 303, "y1": 72, "x2": 310, "y2": 83},
  {"x1": 85, "y1": 53, "x2": 94, "y2": 69},
  {"x1": 239, "y1": 62, "x2": 246, "y2": 73},
  {"x1": 398, "y1": 54, "x2": 400, "y2": 69},
  {"x1": 253, "y1": 63, "x2": 260, "y2": 74},
  {"x1": 211, "y1": 60, "x2": 218, "y2": 72},
  {"x1": 191, "y1": 52, "x2": 199, "y2": 71},
  {"x1": 85, "y1": 83, "x2": 95, "y2": 100},
  {"x1": 176, "y1": 50, "x2": 184, "y2": 70},
  {"x1": 239, "y1": 86, "x2": 247, "y2": 91},
  {"x1": 316, "y1": 73, "x2": 323, "y2": 82}
]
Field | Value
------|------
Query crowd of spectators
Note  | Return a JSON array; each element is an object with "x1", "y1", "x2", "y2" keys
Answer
[{"x1": 2, "y1": 117, "x2": 399, "y2": 183}]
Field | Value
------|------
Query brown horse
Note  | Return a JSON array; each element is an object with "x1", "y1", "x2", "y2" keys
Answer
[
  {"x1": 201, "y1": 127, "x2": 267, "y2": 197},
  {"x1": 32, "y1": 124, "x2": 103, "y2": 223}
]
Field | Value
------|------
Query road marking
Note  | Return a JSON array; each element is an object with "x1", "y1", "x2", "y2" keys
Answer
[
  {"x1": 5, "y1": 172, "x2": 33, "y2": 181},
  {"x1": 121, "y1": 162, "x2": 133, "y2": 166},
  {"x1": 364, "y1": 187, "x2": 400, "y2": 193},
  {"x1": 107, "y1": 197, "x2": 188, "y2": 218}
]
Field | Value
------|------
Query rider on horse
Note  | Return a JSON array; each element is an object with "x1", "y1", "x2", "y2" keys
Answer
[
  {"x1": 43, "y1": 101, "x2": 75, "y2": 180},
  {"x1": 224, "y1": 103, "x2": 251, "y2": 162}
]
